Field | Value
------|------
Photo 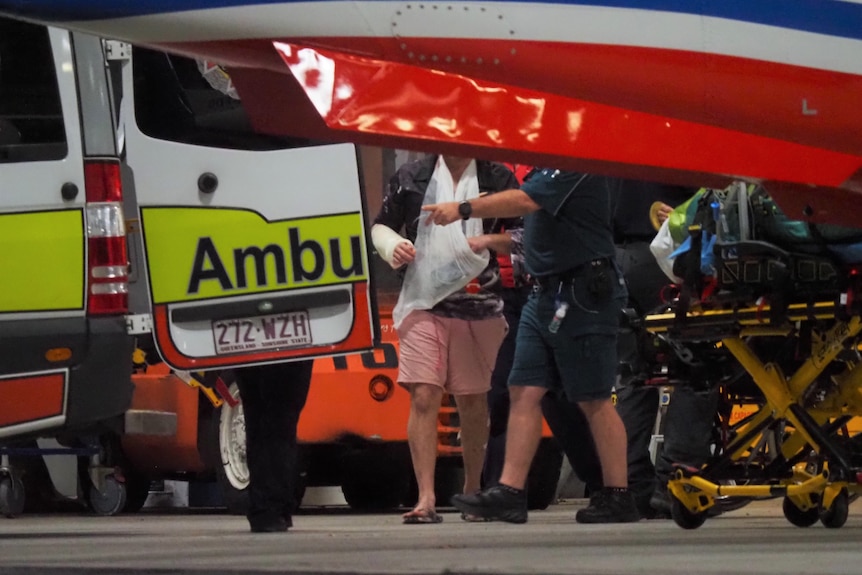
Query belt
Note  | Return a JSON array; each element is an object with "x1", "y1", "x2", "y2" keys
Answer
[
  {"x1": 533, "y1": 258, "x2": 611, "y2": 289},
  {"x1": 615, "y1": 236, "x2": 654, "y2": 246}
]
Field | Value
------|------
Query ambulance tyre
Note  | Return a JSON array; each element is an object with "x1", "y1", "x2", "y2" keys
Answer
[
  {"x1": 527, "y1": 438, "x2": 564, "y2": 510},
  {"x1": 820, "y1": 490, "x2": 849, "y2": 529},
  {"x1": 341, "y1": 443, "x2": 411, "y2": 511},
  {"x1": 670, "y1": 494, "x2": 707, "y2": 530},
  {"x1": 0, "y1": 473, "x2": 26, "y2": 518},
  {"x1": 201, "y1": 386, "x2": 305, "y2": 516},
  {"x1": 216, "y1": 464, "x2": 249, "y2": 517},
  {"x1": 433, "y1": 463, "x2": 463, "y2": 506},
  {"x1": 203, "y1": 386, "x2": 249, "y2": 516},
  {"x1": 121, "y1": 470, "x2": 153, "y2": 513},
  {"x1": 782, "y1": 497, "x2": 819, "y2": 527},
  {"x1": 87, "y1": 476, "x2": 127, "y2": 516}
]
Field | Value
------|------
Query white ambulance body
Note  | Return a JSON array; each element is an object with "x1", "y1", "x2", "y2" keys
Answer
[{"x1": 0, "y1": 17, "x2": 375, "y2": 514}]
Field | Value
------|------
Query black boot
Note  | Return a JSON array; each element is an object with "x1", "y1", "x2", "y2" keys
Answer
[
  {"x1": 248, "y1": 512, "x2": 290, "y2": 533},
  {"x1": 451, "y1": 485, "x2": 528, "y2": 524},
  {"x1": 575, "y1": 487, "x2": 640, "y2": 524},
  {"x1": 649, "y1": 485, "x2": 672, "y2": 516}
]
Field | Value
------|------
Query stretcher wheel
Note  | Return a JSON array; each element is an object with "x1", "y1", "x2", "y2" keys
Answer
[
  {"x1": 0, "y1": 474, "x2": 25, "y2": 518},
  {"x1": 87, "y1": 476, "x2": 127, "y2": 516},
  {"x1": 670, "y1": 494, "x2": 707, "y2": 529},
  {"x1": 820, "y1": 490, "x2": 849, "y2": 529},
  {"x1": 782, "y1": 497, "x2": 819, "y2": 527}
]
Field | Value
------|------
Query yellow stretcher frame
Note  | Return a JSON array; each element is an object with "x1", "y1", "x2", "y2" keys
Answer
[{"x1": 644, "y1": 300, "x2": 862, "y2": 529}]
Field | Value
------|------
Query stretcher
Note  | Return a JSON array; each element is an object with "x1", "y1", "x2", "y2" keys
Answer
[{"x1": 641, "y1": 189, "x2": 862, "y2": 529}]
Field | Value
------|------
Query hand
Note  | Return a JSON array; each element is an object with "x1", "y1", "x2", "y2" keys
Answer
[
  {"x1": 421, "y1": 202, "x2": 460, "y2": 226},
  {"x1": 391, "y1": 241, "x2": 416, "y2": 267},
  {"x1": 467, "y1": 235, "x2": 490, "y2": 254},
  {"x1": 656, "y1": 202, "x2": 673, "y2": 224}
]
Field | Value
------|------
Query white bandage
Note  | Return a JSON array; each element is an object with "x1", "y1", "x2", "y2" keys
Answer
[{"x1": 371, "y1": 224, "x2": 413, "y2": 268}]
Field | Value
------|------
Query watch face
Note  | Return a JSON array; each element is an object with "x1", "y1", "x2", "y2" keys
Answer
[{"x1": 459, "y1": 201, "x2": 472, "y2": 219}]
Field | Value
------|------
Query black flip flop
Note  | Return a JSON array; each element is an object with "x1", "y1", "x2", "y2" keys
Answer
[{"x1": 402, "y1": 508, "x2": 443, "y2": 524}]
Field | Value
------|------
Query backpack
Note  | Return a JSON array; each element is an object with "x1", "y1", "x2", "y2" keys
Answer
[{"x1": 749, "y1": 187, "x2": 862, "y2": 255}]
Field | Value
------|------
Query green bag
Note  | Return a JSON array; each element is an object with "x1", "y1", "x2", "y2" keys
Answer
[{"x1": 667, "y1": 189, "x2": 705, "y2": 245}]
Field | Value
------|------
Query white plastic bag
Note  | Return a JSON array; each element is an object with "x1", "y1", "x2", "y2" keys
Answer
[
  {"x1": 392, "y1": 159, "x2": 489, "y2": 329},
  {"x1": 650, "y1": 218, "x2": 682, "y2": 284}
]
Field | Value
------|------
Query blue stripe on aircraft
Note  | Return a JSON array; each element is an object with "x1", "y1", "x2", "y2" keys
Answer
[{"x1": 1, "y1": 0, "x2": 861, "y2": 41}]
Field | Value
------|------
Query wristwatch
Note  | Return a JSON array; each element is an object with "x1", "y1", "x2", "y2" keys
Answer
[{"x1": 458, "y1": 200, "x2": 473, "y2": 220}]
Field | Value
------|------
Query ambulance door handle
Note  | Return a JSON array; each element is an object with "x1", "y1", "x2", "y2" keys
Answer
[
  {"x1": 198, "y1": 172, "x2": 218, "y2": 194},
  {"x1": 61, "y1": 182, "x2": 79, "y2": 201}
]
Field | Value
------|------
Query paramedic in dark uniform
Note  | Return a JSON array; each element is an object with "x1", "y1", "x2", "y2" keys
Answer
[
  {"x1": 484, "y1": 171, "x2": 604, "y2": 501},
  {"x1": 425, "y1": 169, "x2": 639, "y2": 523},
  {"x1": 233, "y1": 360, "x2": 313, "y2": 533},
  {"x1": 611, "y1": 179, "x2": 719, "y2": 518}
]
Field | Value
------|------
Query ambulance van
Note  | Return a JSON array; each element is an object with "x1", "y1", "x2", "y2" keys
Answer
[
  {"x1": 0, "y1": 18, "x2": 137, "y2": 515},
  {"x1": 0, "y1": 16, "x2": 375, "y2": 515}
]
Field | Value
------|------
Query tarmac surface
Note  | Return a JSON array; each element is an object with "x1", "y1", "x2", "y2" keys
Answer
[{"x1": 1, "y1": 499, "x2": 860, "y2": 575}]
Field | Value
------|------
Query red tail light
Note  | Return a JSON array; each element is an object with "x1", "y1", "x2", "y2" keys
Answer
[
  {"x1": 84, "y1": 160, "x2": 123, "y2": 203},
  {"x1": 84, "y1": 159, "x2": 128, "y2": 315}
]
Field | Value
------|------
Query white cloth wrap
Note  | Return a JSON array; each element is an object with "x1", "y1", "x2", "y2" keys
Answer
[{"x1": 391, "y1": 158, "x2": 489, "y2": 329}]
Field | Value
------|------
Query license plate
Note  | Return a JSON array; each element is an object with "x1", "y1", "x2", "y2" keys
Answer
[{"x1": 212, "y1": 311, "x2": 312, "y2": 354}]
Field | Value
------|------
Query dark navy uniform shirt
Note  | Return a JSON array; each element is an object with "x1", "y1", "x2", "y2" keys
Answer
[{"x1": 520, "y1": 169, "x2": 618, "y2": 277}]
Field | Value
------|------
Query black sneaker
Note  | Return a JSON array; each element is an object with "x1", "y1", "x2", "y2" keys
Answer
[
  {"x1": 649, "y1": 487, "x2": 672, "y2": 516},
  {"x1": 249, "y1": 515, "x2": 289, "y2": 533},
  {"x1": 638, "y1": 502, "x2": 671, "y2": 520},
  {"x1": 575, "y1": 488, "x2": 640, "y2": 524},
  {"x1": 451, "y1": 485, "x2": 528, "y2": 524}
]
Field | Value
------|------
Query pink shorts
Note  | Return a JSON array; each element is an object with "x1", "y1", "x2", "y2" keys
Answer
[{"x1": 396, "y1": 310, "x2": 508, "y2": 395}]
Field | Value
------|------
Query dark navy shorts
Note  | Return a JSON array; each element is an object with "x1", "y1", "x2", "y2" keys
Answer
[{"x1": 507, "y1": 281, "x2": 621, "y2": 402}]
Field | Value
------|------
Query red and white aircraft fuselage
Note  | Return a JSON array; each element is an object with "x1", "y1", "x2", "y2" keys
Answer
[{"x1": 3, "y1": 1, "x2": 861, "y2": 221}]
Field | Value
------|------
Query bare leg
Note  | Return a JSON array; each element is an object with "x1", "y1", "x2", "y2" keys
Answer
[
  {"x1": 498, "y1": 385, "x2": 547, "y2": 490},
  {"x1": 579, "y1": 398, "x2": 628, "y2": 488},
  {"x1": 453, "y1": 392, "x2": 489, "y2": 494},
  {"x1": 405, "y1": 382, "x2": 444, "y2": 515}
]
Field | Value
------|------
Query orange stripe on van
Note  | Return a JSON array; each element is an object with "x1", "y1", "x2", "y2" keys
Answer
[{"x1": 0, "y1": 373, "x2": 66, "y2": 428}]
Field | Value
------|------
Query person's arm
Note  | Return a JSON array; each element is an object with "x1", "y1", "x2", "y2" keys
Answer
[
  {"x1": 468, "y1": 232, "x2": 513, "y2": 255},
  {"x1": 372, "y1": 171, "x2": 416, "y2": 268},
  {"x1": 371, "y1": 223, "x2": 415, "y2": 268},
  {"x1": 422, "y1": 189, "x2": 540, "y2": 226}
]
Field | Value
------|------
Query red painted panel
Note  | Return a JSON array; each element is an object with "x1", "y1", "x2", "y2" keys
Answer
[{"x1": 0, "y1": 373, "x2": 65, "y2": 428}]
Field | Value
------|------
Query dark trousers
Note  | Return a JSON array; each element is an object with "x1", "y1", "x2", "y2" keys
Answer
[
  {"x1": 540, "y1": 393, "x2": 603, "y2": 493},
  {"x1": 614, "y1": 382, "x2": 718, "y2": 510},
  {"x1": 483, "y1": 288, "x2": 603, "y2": 492},
  {"x1": 234, "y1": 360, "x2": 313, "y2": 525},
  {"x1": 614, "y1": 241, "x2": 718, "y2": 511}
]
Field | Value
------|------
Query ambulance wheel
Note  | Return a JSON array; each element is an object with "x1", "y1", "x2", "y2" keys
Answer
[
  {"x1": 820, "y1": 490, "x2": 849, "y2": 529},
  {"x1": 670, "y1": 494, "x2": 707, "y2": 530},
  {"x1": 0, "y1": 474, "x2": 26, "y2": 518},
  {"x1": 214, "y1": 385, "x2": 250, "y2": 515},
  {"x1": 782, "y1": 497, "x2": 819, "y2": 527},
  {"x1": 433, "y1": 463, "x2": 464, "y2": 505},
  {"x1": 527, "y1": 438, "x2": 564, "y2": 510},
  {"x1": 201, "y1": 386, "x2": 306, "y2": 515},
  {"x1": 341, "y1": 443, "x2": 411, "y2": 511},
  {"x1": 87, "y1": 476, "x2": 127, "y2": 516},
  {"x1": 121, "y1": 470, "x2": 152, "y2": 513}
]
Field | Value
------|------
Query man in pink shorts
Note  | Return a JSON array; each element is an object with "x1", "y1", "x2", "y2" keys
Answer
[{"x1": 371, "y1": 154, "x2": 519, "y2": 523}]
